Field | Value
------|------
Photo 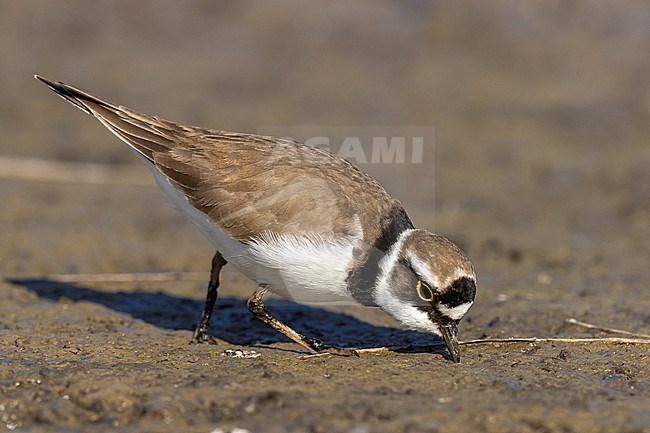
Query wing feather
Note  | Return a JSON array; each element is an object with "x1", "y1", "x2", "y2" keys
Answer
[{"x1": 36, "y1": 76, "x2": 404, "y2": 244}]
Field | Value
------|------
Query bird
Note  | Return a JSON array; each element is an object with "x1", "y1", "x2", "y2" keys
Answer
[{"x1": 35, "y1": 75, "x2": 476, "y2": 362}]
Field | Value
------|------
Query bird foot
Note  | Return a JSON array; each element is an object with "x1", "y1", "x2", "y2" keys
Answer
[
  {"x1": 190, "y1": 327, "x2": 217, "y2": 345},
  {"x1": 304, "y1": 336, "x2": 359, "y2": 357}
]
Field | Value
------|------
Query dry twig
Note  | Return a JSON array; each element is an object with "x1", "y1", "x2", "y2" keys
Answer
[
  {"x1": 301, "y1": 318, "x2": 650, "y2": 358},
  {"x1": 461, "y1": 336, "x2": 650, "y2": 345},
  {"x1": 302, "y1": 336, "x2": 650, "y2": 359},
  {"x1": 4, "y1": 272, "x2": 207, "y2": 283},
  {"x1": 0, "y1": 156, "x2": 153, "y2": 186},
  {"x1": 565, "y1": 318, "x2": 650, "y2": 339}
]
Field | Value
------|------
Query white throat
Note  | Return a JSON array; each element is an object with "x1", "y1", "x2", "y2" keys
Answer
[{"x1": 372, "y1": 229, "x2": 440, "y2": 334}]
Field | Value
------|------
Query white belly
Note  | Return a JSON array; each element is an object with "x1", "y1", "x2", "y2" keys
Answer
[{"x1": 148, "y1": 163, "x2": 358, "y2": 304}]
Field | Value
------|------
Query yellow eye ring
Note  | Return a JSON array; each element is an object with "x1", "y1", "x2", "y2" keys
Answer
[{"x1": 416, "y1": 280, "x2": 435, "y2": 302}]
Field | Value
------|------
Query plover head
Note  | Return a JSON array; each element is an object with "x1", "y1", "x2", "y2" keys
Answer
[{"x1": 374, "y1": 229, "x2": 476, "y2": 362}]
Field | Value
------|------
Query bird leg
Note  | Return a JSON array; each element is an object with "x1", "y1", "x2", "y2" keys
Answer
[
  {"x1": 246, "y1": 285, "x2": 358, "y2": 356},
  {"x1": 191, "y1": 251, "x2": 227, "y2": 344}
]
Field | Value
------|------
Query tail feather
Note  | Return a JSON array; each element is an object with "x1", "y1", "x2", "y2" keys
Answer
[
  {"x1": 35, "y1": 75, "x2": 97, "y2": 115},
  {"x1": 35, "y1": 75, "x2": 176, "y2": 161}
]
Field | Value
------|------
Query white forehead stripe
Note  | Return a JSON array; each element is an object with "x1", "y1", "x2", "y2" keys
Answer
[
  {"x1": 437, "y1": 302, "x2": 473, "y2": 321},
  {"x1": 407, "y1": 253, "x2": 475, "y2": 290},
  {"x1": 407, "y1": 254, "x2": 439, "y2": 288}
]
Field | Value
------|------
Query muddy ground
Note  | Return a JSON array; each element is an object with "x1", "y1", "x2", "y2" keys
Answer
[{"x1": 1, "y1": 2, "x2": 649, "y2": 432}]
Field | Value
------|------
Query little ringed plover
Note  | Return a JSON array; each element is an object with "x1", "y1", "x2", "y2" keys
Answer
[{"x1": 36, "y1": 75, "x2": 476, "y2": 362}]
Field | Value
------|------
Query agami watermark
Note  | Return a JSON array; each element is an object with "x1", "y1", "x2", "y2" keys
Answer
[{"x1": 257, "y1": 126, "x2": 434, "y2": 165}]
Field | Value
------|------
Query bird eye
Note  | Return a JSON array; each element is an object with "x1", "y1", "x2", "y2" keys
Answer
[{"x1": 416, "y1": 280, "x2": 435, "y2": 302}]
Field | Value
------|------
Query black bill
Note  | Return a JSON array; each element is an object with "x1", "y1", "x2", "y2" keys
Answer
[{"x1": 440, "y1": 323, "x2": 460, "y2": 363}]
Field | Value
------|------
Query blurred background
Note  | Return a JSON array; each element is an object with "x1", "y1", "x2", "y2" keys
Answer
[{"x1": 2, "y1": 0, "x2": 648, "y2": 290}]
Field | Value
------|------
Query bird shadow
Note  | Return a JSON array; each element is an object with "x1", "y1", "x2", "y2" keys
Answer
[{"x1": 8, "y1": 278, "x2": 446, "y2": 356}]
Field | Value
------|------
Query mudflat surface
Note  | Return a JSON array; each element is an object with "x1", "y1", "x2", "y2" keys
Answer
[{"x1": 1, "y1": 2, "x2": 649, "y2": 432}]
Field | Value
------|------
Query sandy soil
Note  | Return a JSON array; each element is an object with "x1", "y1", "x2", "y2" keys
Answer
[{"x1": 1, "y1": 2, "x2": 649, "y2": 432}]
